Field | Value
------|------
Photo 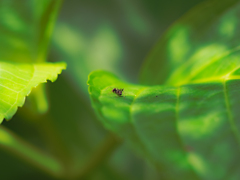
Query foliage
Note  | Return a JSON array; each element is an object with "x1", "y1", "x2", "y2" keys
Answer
[
  {"x1": 140, "y1": 0, "x2": 240, "y2": 86},
  {"x1": 2, "y1": 0, "x2": 240, "y2": 180},
  {"x1": 0, "y1": 0, "x2": 67, "y2": 179},
  {"x1": 0, "y1": 62, "x2": 66, "y2": 123},
  {"x1": 0, "y1": 0, "x2": 61, "y2": 63},
  {"x1": 88, "y1": 70, "x2": 240, "y2": 179},
  {"x1": 88, "y1": 0, "x2": 240, "y2": 179}
]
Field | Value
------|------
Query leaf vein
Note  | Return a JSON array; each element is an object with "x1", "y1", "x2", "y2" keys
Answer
[
  {"x1": 3, "y1": 65, "x2": 35, "y2": 118},
  {"x1": 0, "y1": 84, "x2": 18, "y2": 93},
  {"x1": 0, "y1": 76, "x2": 26, "y2": 87},
  {"x1": 222, "y1": 80, "x2": 240, "y2": 146},
  {"x1": 0, "y1": 68, "x2": 29, "y2": 82},
  {"x1": 129, "y1": 87, "x2": 147, "y2": 123}
]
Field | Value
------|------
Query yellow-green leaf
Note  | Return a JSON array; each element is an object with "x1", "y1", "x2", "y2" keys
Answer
[{"x1": 0, "y1": 62, "x2": 66, "y2": 123}]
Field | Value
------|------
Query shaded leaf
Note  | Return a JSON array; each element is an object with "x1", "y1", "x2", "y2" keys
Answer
[
  {"x1": 0, "y1": 62, "x2": 66, "y2": 124},
  {"x1": 88, "y1": 70, "x2": 240, "y2": 180},
  {"x1": 140, "y1": 0, "x2": 240, "y2": 86},
  {"x1": 0, "y1": 0, "x2": 62, "y2": 63}
]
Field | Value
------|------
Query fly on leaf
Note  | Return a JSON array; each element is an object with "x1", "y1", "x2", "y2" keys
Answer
[{"x1": 112, "y1": 88, "x2": 124, "y2": 97}]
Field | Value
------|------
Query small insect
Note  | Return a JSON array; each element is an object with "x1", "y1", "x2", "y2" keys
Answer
[{"x1": 112, "y1": 88, "x2": 124, "y2": 97}]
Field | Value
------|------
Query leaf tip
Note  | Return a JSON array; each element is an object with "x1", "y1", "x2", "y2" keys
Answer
[{"x1": 48, "y1": 62, "x2": 67, "y2": 83}]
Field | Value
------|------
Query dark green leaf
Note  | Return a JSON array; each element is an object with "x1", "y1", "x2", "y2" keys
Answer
[{"x1": 88, "y1": 70, "x2": 240, "y2": 180}]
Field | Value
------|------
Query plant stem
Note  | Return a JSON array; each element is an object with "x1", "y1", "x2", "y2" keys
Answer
[
  {"x1": 0, "y1": 126, "x2": 64, "y2": 178},
  {"x1": 74, "y1": 132, "x2": 122, "y2": 179},
  {"x1": 17, "y1": 105, "x2": 72, "y2": 168}
]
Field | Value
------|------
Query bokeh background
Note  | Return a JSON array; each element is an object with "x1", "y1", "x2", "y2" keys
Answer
[{"x1": 0, "y1": 0, "x2": 205, "y2": 179}]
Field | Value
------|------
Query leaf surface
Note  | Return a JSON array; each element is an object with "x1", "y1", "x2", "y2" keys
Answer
[
  {"x1": 88, "y1": 70, "x2": 240, "y2": 180},
  {"x1": 0, "y1": 62, "x2": 66, "y2": 124},
  {"x1": 140, "y1": 0, "x2": 240, "y2": 86},
  {"x1": 88, "y1": 0, "x2": 240, "y2": 179},
  {"x1": 0, "y1": 0, "x2": 63, "y2": 113}
]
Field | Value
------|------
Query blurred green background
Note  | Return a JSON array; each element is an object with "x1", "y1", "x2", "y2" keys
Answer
[{"x1": 0, "y1": 0, "x2": 204, "y2": 179}]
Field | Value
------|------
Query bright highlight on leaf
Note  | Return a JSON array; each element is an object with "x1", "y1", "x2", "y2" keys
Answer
[
  {"x1": 88, "y1": 70, "x2": 240, "y2": 180},
  {"x1": 140, "y1": 0, "x2": 240, "y2": 86},
  {"x1": 0, "y1": 62, "x2": 66, "y2": 124}
]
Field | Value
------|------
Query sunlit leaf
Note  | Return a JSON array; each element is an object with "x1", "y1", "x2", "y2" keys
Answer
[
  {"x1": 0, "y1": 0, "x2": 62, "y2": 114},
  {"x1": 140, "y1": 0, "x2": 240, "y2": 86},
  {"x1": 88, "y1": 70, "x2": 240, "y2": 180},
  {"x1": 0, "y1": 62, "x2": 66, "y2": 124}
]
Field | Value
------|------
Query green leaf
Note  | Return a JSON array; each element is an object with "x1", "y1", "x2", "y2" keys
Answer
[
  {"x1": 88, "y1": 70, "x2": 240, "y2": 180},
  {"x1": 88, "y1": 0, "x2": 240, "y2": 179},
  {"x1": 139, "y1": 0, "x2": 240, "y2": 86},
  {"x1": 0, "y1": 62, "x2": 66, "y2": 124},
  {"x1": 0, "y1": 0, "x2": 62, "y2": 114},
  {"x1": 0, "y1": 0, "x2": 62, "y2": 63}
]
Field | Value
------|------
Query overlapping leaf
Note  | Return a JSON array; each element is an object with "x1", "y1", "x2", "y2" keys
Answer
[
  {"x1": 140, "y1": 0, "x2": 240, "y2": 86},
  {"x1": 0, "y1": 62, "x2": 66, "y2": 124}
]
